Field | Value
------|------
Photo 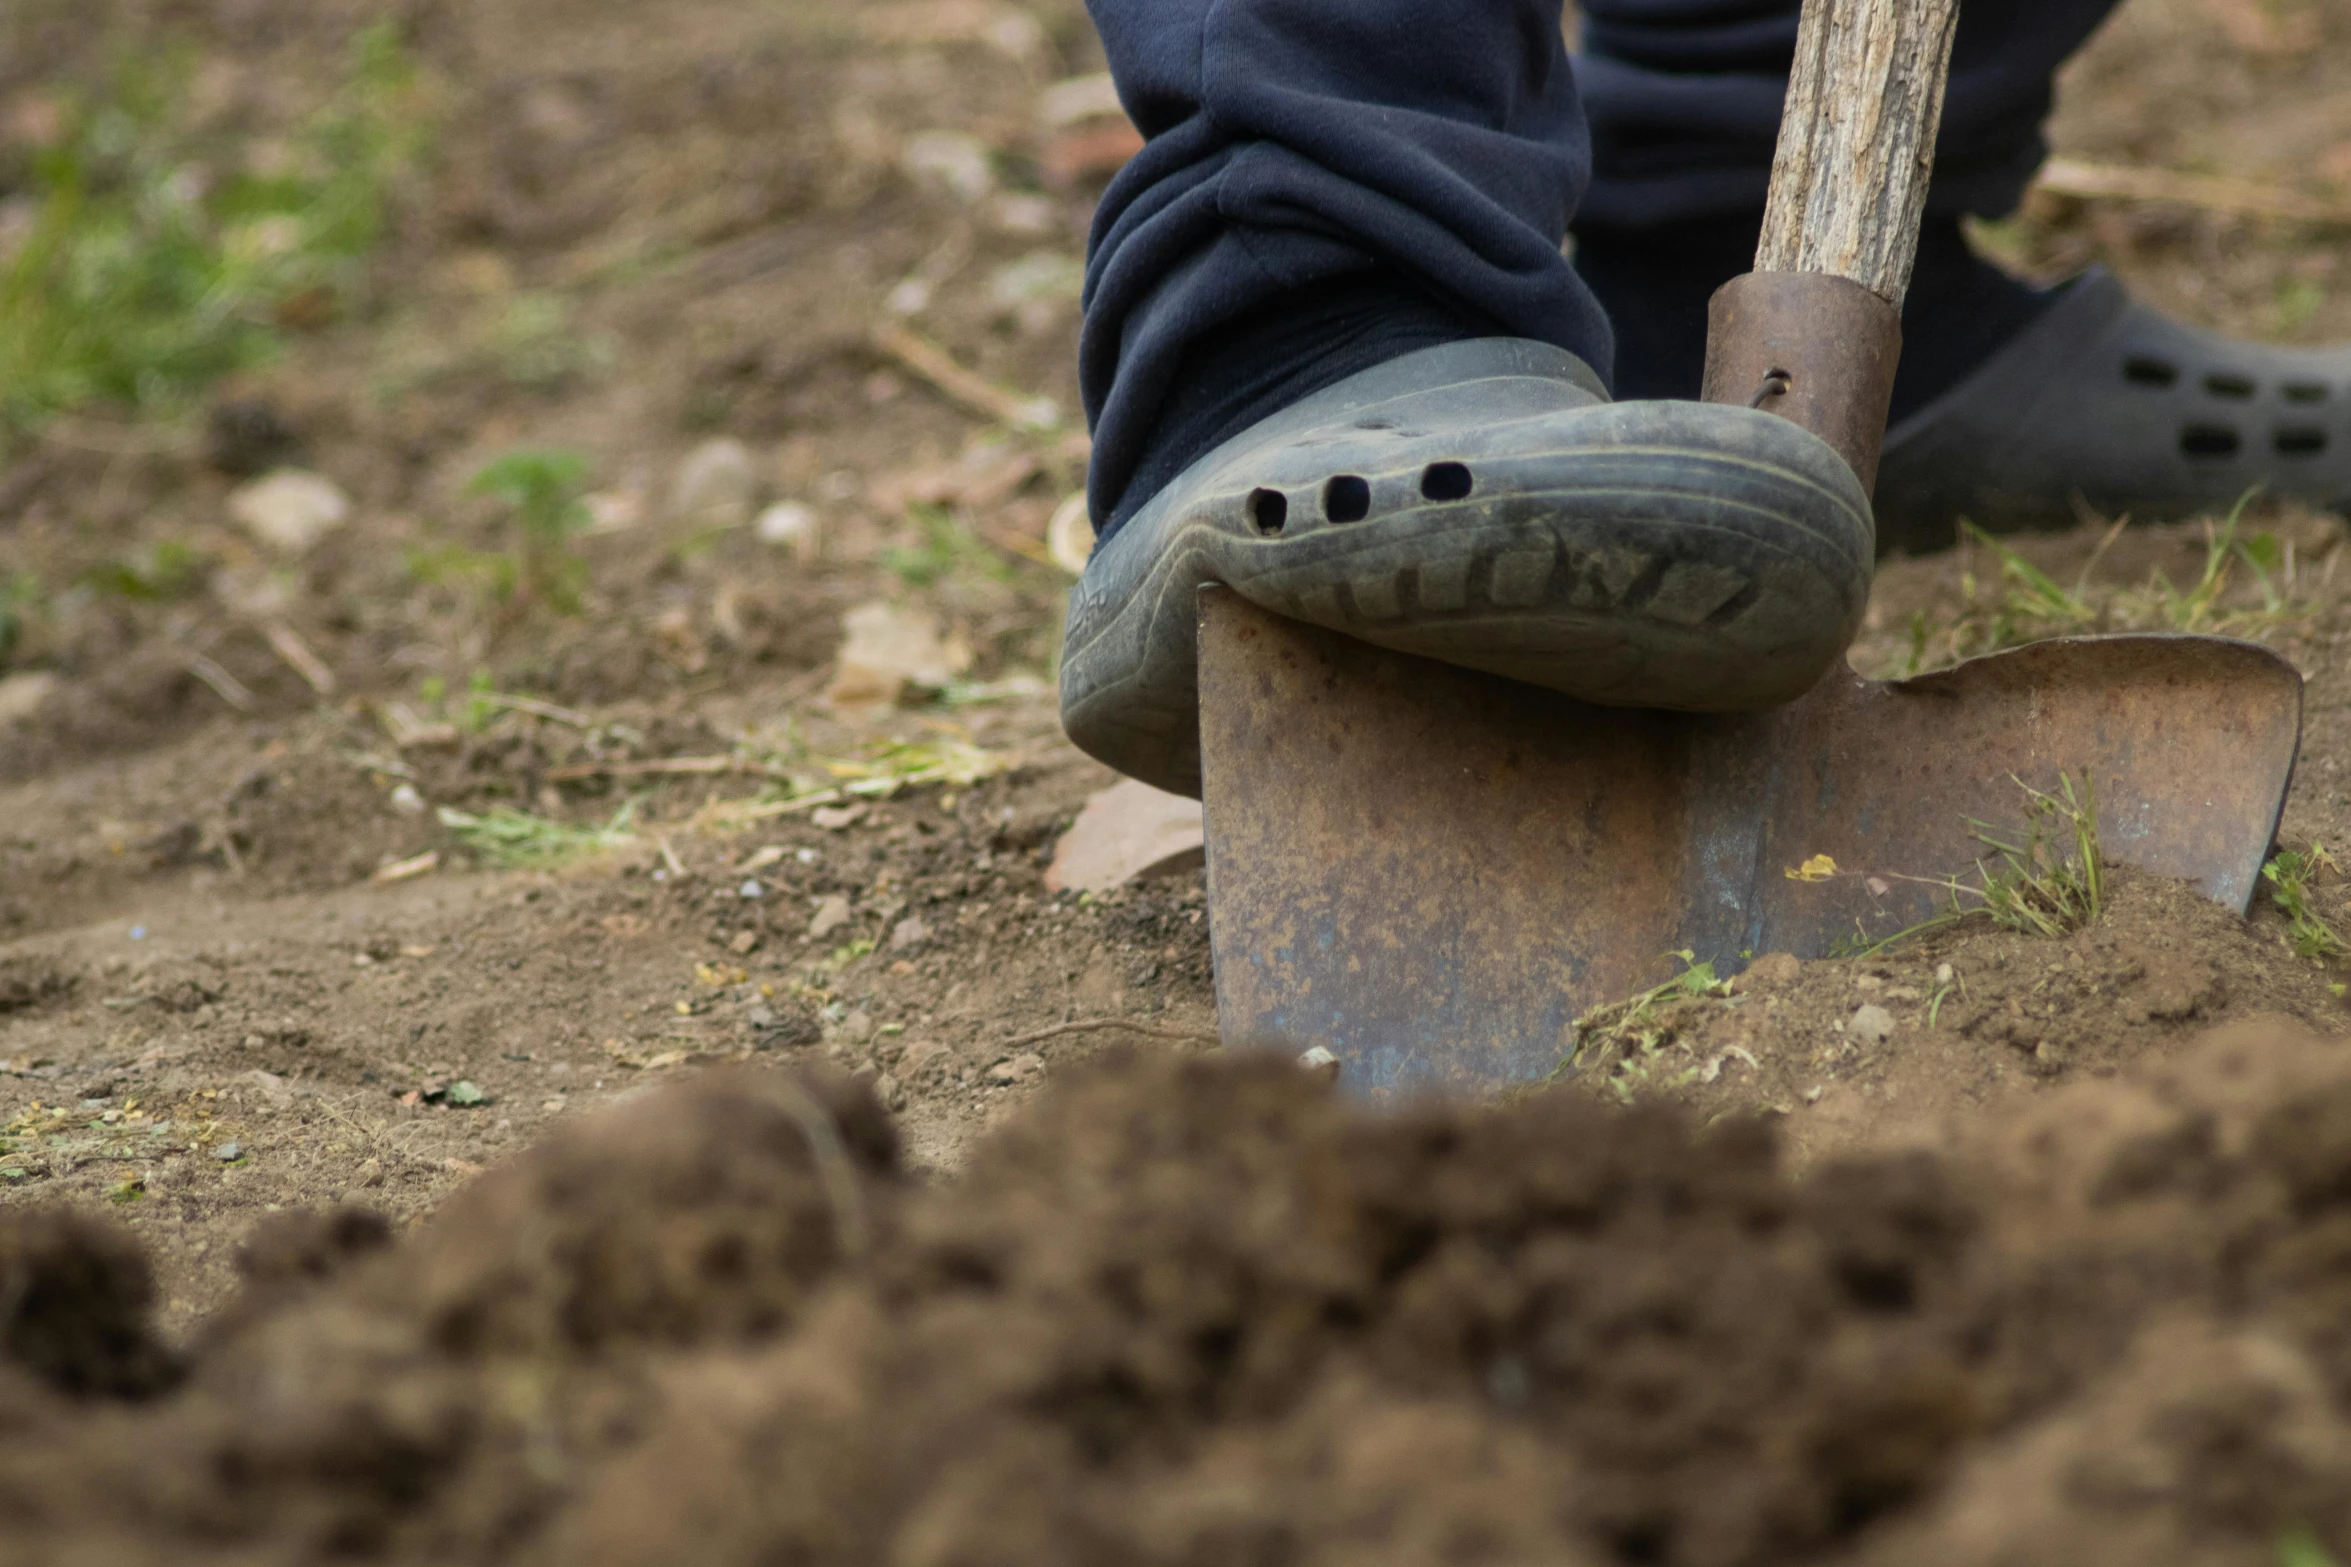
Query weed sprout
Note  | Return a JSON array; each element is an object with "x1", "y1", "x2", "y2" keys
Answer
[
  {"x1": 0, "y1": 25, "x2": 422, "y2": 432},
  {"x1": 1790, "y1": 772, "x2": 2107, "y2": 957},
  {"x1": 436, "y1": 799, "x2": 638, "y2": 868},
  {"x1": 1892, "y1": 494, "x2": 2309, "y2": 678},
  {"x1": 2264, "y1": 846, "x2": 2348, "y2": 964},
  {"x1": 464, "y1": 448, "x2": 594, "y2": 613}
]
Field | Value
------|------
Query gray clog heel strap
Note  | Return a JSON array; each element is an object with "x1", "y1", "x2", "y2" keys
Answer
[
  {"x1": 1060, "y1": 337, "x2": 1875, "y2": 797},
  {"x1": 1875, "y1": 267, "x2": 2351, "y2": 555}
]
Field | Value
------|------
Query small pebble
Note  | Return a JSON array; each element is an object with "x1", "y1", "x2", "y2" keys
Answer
[
  {"x1": 755, "y1": 501, "x2": 818, "y2": 554},
  {"x1": 670, "y1": 438, "x2": 758, "y2": 527},
  {"x1": 986, "y1": 1051, "x2": 1045, "y2": 1087},
  {"x1": 213, "y1": 1142, "x2": 243, "y2": 1162},
  {"x1": 229, "y1": 469, "x2": 350, "y2": 555},
  {"x1": 1849, "y1": 1004, "x2": 1896, "y2": 1048}
]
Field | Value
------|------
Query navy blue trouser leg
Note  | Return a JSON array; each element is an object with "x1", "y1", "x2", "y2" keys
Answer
[
  {"x1": 1082, "y1": 0, "x2": 2128, "y2": 524},
  {"x1": 1080, "y1": 0, "x2": 1612, "y2": 531}
]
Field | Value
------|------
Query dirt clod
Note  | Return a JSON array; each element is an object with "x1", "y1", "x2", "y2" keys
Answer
[
  {"x1": 0, "y1": 958, "x2": 74, "y2": 1017},
  {"x1": 0, "y1": 1209, "x2": 177, "y2": 1399},
  {"x1": 0, "y1": 1034, "x2": 2346, "y2": 1562}
]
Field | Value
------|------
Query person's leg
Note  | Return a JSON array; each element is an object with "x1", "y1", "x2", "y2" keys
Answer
[
  {"x1": 1571, "y1": 0, "x2": 2123, "y2": 417},
  {"x1": 1082, "y1": 0, "x2": 1612, "y2": 540},
  {"x1": 1572, "y1": 0, "x2": 2351, "y2": 549},
  {"x1": 1064, "y1": 0, "x2": 1877, "y2": 797}
]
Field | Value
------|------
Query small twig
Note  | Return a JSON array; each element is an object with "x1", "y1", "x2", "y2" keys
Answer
[
  {"x1": 770, "y1": 1080, "x2": 871, "y2": 1261},
  {"x1": 371, "y1": 850, "x2": 440, "y2": 884},
  {"x1": 1006, "y1": 1019, "x2": 1223, "y2": 1049},
  {"x1": 183, "y1": 653, "x2": 259, "y2": 713},
  {"x1": 262, "y1": 623, "x2": 338, "y2": 696},
  {"x1": 378, "y1": 702, "x2": 461, "y2": 750},
  {"x1": 53, "y1": 1150, "x2": 189, "y2": 1166},
  {"x1": 656, "y1": 835, "x2": 689, "y2": 878},
  {"x1": 873, "y1": 320, "x2": 1060, "y2": 431},
  {"x1": 710, "y1": 788, "x2": 849, "y2": 825},
  {"x1": 314, "y1": 1095, "x2": 393, "y2": 1152},
  {"x1": 2036, "y1": 157, "x2": 2351, "y2": 225},
  {"x1": 479, "y1": 692, "x2": 593, "y2": 728},
  {"x1": 546, "y1": 755, "x2": 795, "y2": 782}
]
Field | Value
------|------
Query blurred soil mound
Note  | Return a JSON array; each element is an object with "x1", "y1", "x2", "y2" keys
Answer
[{"x1": 3, "y1": 1026, "x2": 2351, "y2": 1564}]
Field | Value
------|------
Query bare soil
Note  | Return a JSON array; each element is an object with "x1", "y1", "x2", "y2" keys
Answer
[
  {"x1": 9, "y1": 1028, "x2": 2351, "y2": 1565},
  {"x1": 3, "y1": 0, "x2": 2351, "y2": 1559}
]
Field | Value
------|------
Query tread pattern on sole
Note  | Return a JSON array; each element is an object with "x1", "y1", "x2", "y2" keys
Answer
[
  {"x1": 1488, "y1": 546, "x2": 1557, "y2": 608},
  {"x1": 1417, "y1": 558, "x2": 1472, "y2": 612},
  {"x1": 1349, "y1": 573, "x2": 1404, "y2": 621},
  {"x1": 1241, "y1": 526, "x2": 1803, "y2": 638}
]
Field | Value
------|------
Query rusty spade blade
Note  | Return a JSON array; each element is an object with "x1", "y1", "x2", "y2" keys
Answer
[{"x1": 1196, "y1": 586, "x2": 2302, "y2": 1097}]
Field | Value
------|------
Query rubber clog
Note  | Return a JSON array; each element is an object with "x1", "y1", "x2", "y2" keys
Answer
[
  {"x1": 1877, "y1": 267, "x2": 2351, "y2": 553},
  {"x1": 1059, "y1": 337, "x2": 1875, "y2": 796}
]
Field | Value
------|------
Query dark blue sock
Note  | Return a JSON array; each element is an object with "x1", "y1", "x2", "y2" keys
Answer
[
  {"x1": 1100, "y1": 272, "x2": 1503, "y2": 543},
  {"x1": 1573, "y1": 213, "x2": 2059, "y2": 425}
]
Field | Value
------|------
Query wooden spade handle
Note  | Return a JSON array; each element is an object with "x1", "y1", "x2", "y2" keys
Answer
[
  {"x1": 1756, "y1": 0, "x2": 1964, "y2": 307},
  {"x1": 1700, "y1": 0, "x2": 1964, "y2": 492}
]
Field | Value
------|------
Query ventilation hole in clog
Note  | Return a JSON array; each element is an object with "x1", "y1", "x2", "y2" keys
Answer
[
  {"x1": 1323, "y1": 476, "x2": 1372, "y2": 523},
  {"x1": 2204, "y1": 372, "x2": 2257, "y2": 400},
  {"x1": 2181, "y1": 424, "x2": 2242, "y2": 460},
  {"x1": 1247, "y1": 489, "x2": 1289, "y2": 536},
  {"x1": 2283, "y1": 381, "x2": 2331, "y2": 404},
  {"x1": 1421, "y1": 462, "x2": 1474, "y2": 502},
  {"x1": 2277, "y1": 428, "x2": 2329, "y2": 458},
  {"x1": 2124, "y1": 357, "x2": 2179, "y2": 387}
]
